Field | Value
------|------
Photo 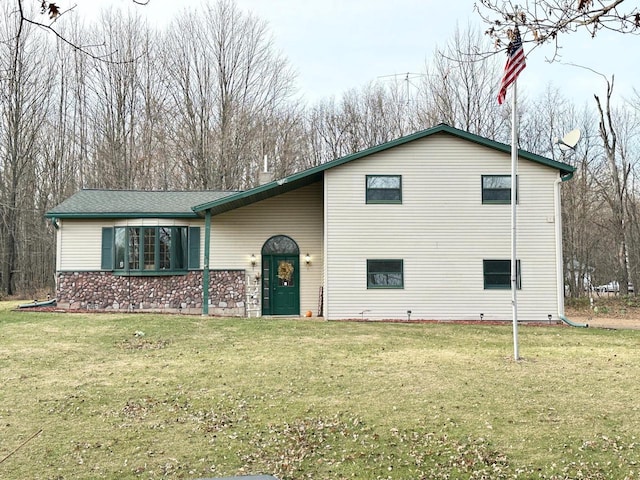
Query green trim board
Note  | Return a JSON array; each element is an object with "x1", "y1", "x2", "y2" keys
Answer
[
  {"x1": 192, "y1": 172, "x2": 323, "y2": 216},
  {"x1": 188, "y1": 227, "x2": 201, "y2": 270},
  {"x1": 113, "y1": 270, "x2": 189, "y2": 277},
  {"x1": 49, "y1": 212, "x2": 200, "y2": 219},
  {"x1": 45, "y1": 189, "x2": 235, "y2": 219},
  {"x1": 193, "y1": 123, "x2": 575, "y2": 216},
  {"x1": 101, "y1": 227, "x2": 114, "y2": 270}
]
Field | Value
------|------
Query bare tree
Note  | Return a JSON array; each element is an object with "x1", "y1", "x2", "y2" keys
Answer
[
  {"x1": 256, "y1": 106, "x2": 308, "y2": 182},
  {"x1": 476, "y1": 0, "x2": 640, "y2": 58},
  {"x1": 305, "y1": 81, "x2": 416, "y2": 167},
  {"x1": 523, "y1": 87, "x2": 606, "y2": 297},
  {"x1": 589, "y1": 76, "x2": 640, "y2": 295},
  {"x1": 82, "y1": 10, "x2": 160, "y2": 189},
  {"x1": 7, "y1": 1, "x2": 147, "y2": 60},
  {"x1": 417, "y1": 26, "x2": 507, "y2": 139},
  {"x1": 163, "y1": 0, "x2": 297, "y2": 190},
  {"x1": 0, "y1": 4, "x2": 54, "y2": 295}
]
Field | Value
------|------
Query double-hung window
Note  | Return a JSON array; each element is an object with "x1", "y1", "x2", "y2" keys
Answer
[
  {"x1": 483, "y1": 259, "x2": 521, "y2": 289},
  {"x1": 482, "y1": 175, "x2": 517, "y2": 204},
  {"x1": 366, "y1": 175, "x2": 402, "y2": 204},
  {"x1": 367, "y1": 259, "x2": 404, "y2": 289}
]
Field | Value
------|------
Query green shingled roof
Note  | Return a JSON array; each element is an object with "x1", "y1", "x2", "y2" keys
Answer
[{"x1": 46, "y1": 189, "x2": 236, "y2": 219}]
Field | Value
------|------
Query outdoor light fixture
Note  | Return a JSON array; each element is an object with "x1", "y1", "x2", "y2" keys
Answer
[
  {"x1": 250, "y1": 254, "x2": 256, "y2": 267},
  {"x1": 305, "y1": 253, "x2": 311, "y2": 265}
]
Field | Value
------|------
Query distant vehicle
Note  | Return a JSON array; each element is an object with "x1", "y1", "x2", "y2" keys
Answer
[{"x1": 596, "y1": 281, "x2": 634, "y2": 293}]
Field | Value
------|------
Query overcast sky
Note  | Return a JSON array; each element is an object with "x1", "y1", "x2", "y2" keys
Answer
[{"x1": 72, "y1": 0, "x2": 637, "y2": 106}]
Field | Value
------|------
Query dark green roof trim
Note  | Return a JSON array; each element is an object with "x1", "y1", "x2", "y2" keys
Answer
[
  {"x1": 46, "y1": 212, "x2": 200, "y2": 219},
  {"x1": 46, "y1": 189, "x2": 236, "y2": 219},
  {"x1": 193, "y1": 123, "x2": 575, "y2": 215},
  {"x1": 47, "y1": 125, "x2": 574, "y2": 219},
  {"x1": 191, "y1": 172, "x2": 323, "y2": 215}
]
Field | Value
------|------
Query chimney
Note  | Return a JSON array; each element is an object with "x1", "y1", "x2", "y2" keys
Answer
[{"x1": 259, "y1": 155, "x2": 273, "y2": 185}]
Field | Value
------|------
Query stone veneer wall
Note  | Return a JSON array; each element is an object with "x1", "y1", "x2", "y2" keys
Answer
[{"x1": 56, "y1": 270, "x2": 245, "y2": 316}]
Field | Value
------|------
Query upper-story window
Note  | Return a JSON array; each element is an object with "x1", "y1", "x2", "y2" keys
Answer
[
  {"x1": 482, "y1": 175, "x2": 518, "y2": 204},
  {"x1": 366, "y1": 175, "x2": 402, "y2": 204}
]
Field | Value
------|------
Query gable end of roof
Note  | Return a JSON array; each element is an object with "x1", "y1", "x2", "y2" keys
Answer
[{"x1": 193, "y1": 124, "x2": 575, "y2": 215}]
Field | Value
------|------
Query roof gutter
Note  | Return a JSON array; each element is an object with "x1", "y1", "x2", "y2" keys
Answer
[
  {"x1": 44, "y1": 212, "x2": 200, "y2": 219},
  {"x1": 561, "y1": 171, "x2": 574, "y2": 182}
]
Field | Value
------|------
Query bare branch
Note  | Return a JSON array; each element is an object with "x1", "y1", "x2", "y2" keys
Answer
[
  {"x1": 14, "y1": 0, "x2": 146, "y2": 63},
  {"x1": 475, "y1": 0, "x2": 639, "y2": 61}
]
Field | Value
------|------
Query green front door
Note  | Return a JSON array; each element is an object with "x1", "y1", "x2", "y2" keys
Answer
[
  {"x1": 261, "y1": 235, "x2": 301, "y2": 316},
  {"x1": 264, "y1": 255, "x2": 299, "y2": 316}
]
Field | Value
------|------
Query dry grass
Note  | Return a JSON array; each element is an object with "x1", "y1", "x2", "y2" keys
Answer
[{"x1": 1, "y1": 301, "x2": 640, "y2": 479}]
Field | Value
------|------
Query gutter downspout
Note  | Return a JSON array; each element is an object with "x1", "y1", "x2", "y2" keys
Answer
[
  {"x1": 202, "y1": 210, "x2": 211, "y2": 316},
  {"x1": 555, "y1": 172, "x2": 588, "y2": 328}
]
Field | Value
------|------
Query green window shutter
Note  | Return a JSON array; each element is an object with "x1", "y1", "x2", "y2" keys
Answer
[
  {"x1": 188, "y1": 227, "x2": 200, "y2": 269},
  {"x1": 101, "y1": 227, "x2": 114, "y2": 270}
]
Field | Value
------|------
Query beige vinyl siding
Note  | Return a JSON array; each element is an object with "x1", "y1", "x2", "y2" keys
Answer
[
  {"x1": 325, "y1": 133, "x2": 560, "y2": 321},
  {"x1": 57, "y1": 218, "x2": 204, "y2": 271},
  {"x1": 210, "y1": 182, "x2": 324, "y2": 316},
  {"x1": 58, "y1": 219, "x2": 104, "y2": 271}
]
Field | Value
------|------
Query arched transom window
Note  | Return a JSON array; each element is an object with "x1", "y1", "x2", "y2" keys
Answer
[{"x1": 261, "y1": 235, "x2": 299, "y2": 255}]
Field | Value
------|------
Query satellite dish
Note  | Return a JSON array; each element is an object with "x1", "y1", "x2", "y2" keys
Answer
[{"x1": 556, "y1": 129, "x2": 581, "y2": 151}]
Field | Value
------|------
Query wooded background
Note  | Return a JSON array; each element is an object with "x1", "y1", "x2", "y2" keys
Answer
[{"x1": 2, "y1": 0, "x2": 638, "y2": 298}]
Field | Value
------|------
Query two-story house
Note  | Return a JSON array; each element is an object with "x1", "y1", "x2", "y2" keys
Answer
[{"x1": 46, "y1": 124, "x2": 574, "y2": 322}]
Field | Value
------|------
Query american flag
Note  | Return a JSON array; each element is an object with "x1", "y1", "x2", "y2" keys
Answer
[{"x1": 497, "y1": 27, "x2": 526, "y2": 105}]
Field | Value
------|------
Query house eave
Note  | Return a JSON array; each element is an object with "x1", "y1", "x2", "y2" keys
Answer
[
  {"x1": 192, "y1": 123, "x2": 575, "y2": 216},
  {"x1": 44, "y1": 212, "x2": 200, "y2": 220},
  {"x1": 192, "y1": 172, "x2": 324, "y2": 215}
]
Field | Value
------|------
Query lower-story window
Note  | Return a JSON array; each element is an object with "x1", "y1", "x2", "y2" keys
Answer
[
  {"x1": 483, "y1": 259, "x2": 521, "y2": 289},
  {"x1": 115, "y1": 226, "x2": 188, "y2": 273},
  {"x1": 367, "y1": 259, "x2": 404, "y2": 289}
]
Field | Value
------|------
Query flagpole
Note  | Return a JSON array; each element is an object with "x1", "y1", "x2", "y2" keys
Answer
[
  {"x1": 511, "y1": 79, "x2": 519, "y2": 361},
  {"x1": 496, "y1": 22, "x2": 525, "y2": 360}
]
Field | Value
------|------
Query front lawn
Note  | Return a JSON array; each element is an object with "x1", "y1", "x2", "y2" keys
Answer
[{"x1": 1, "y1": 303, "x2": 638, "y2": 479}]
